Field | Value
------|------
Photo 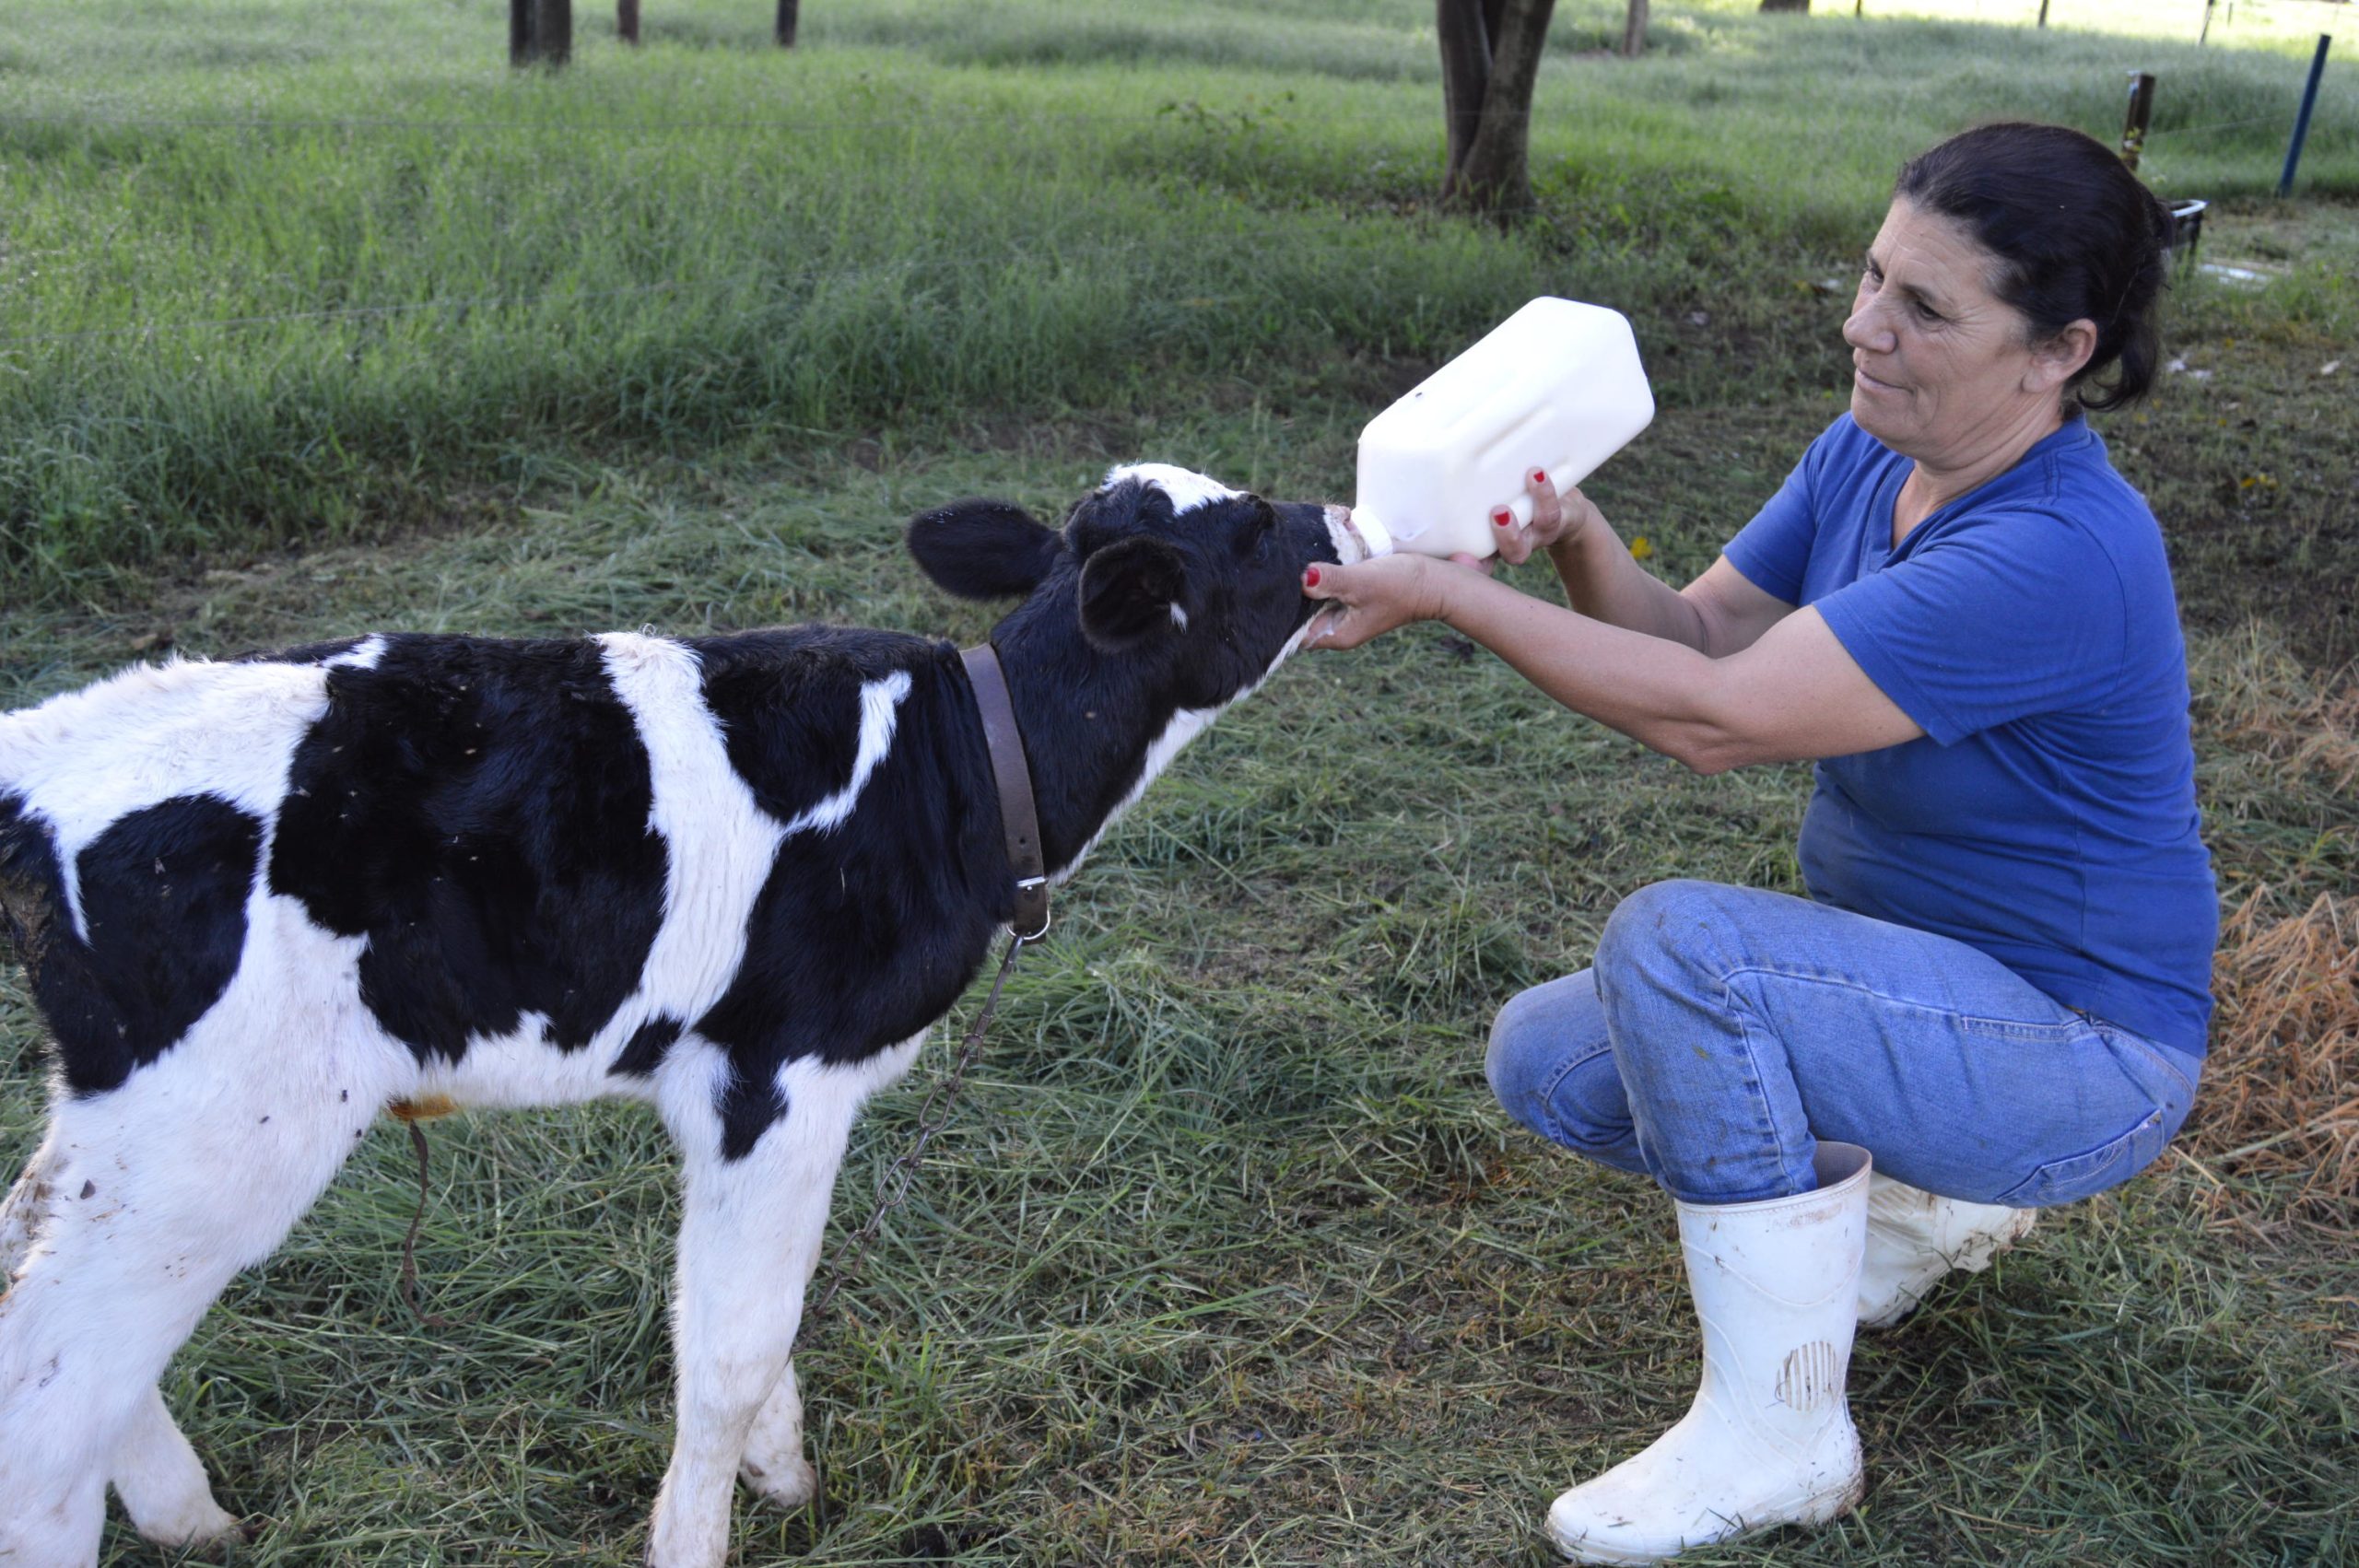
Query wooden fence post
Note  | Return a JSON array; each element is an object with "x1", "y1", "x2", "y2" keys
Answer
[
  {"x1": 2119, "y1": 69, "x2": 2156, "y2": 170},
  {"x1": 511, "y1": 0, "x2": 573, "y2": 66}
]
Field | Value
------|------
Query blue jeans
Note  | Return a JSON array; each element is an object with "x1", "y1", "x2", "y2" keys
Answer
[{"x1": 1486, "y1": 880, "x2": 2203, "y2": 1207}]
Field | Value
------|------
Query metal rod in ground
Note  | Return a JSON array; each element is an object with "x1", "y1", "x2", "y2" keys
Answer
[
  {"x1": 2120, "y1": 70, "x2": 2157, "y2": 170},
  {"x1": 2279, "y1": 34, "x2": 2334, "y2": 198}
]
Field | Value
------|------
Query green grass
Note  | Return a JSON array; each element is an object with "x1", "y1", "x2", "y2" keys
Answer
[
  {"x1": 4, "y1": 2, "x2": 2357, "y2": 1564},
  {"x1": 2, "y1": 0, "x2": 2353, "y2": 599}
]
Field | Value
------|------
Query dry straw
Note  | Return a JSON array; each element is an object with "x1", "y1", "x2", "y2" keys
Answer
[{"x1": 2186, "y1": 888, "x2": 2359, "y2": 1204}]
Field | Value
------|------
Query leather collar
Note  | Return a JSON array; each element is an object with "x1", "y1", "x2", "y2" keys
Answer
[{"x1": 960, "y1": 643, "x2": 1050, "y2": 941}]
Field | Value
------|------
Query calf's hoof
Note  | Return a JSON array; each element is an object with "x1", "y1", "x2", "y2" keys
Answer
[
  {"x1": 740, "y1": 1450, "x2": 818, "y2": 1509},
  {"x1": 134, "y1": 1497, "x2": 247, "y2": 1550}
]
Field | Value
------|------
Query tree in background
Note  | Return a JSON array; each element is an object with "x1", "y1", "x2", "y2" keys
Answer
[
  {"x1": 1438, "y1": 0, "x2": 1559, "y2": 221},
  {"x1": 1759, "y1": 1, "x2": 1810, "y2": 12}
]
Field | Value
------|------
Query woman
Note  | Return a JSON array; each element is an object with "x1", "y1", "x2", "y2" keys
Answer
[{"x1": 1302, "y1": 122, "x2": 2213, "y2": 1564}]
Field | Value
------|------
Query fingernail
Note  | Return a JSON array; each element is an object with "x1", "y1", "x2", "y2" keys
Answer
[
  {"x1": 1303, "y1": 566, "x2": 1321, "y2": 588},
  {"x1": 1491, "y1": 506, "x2": 1513, "y2": 527},
  {"x1": 1531, "y1": 468, "x2": 1548, "y2": 486}
]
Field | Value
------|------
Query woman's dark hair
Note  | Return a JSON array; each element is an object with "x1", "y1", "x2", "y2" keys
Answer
[{"x1": 1895, "y1": 121, "x2": 2174, "y2": 412}]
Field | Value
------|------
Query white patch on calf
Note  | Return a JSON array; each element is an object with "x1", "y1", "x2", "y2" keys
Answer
[
  {"x1": 0, "y1": 659, "x2": 331, "y2": 941},
  {"x1": 775, "y1": 671, "x2": 912, "y2": 837},
  {"x1": 1102, "y1": 462, "x2": 1240, "y2": 517},
  {"x1": 591, "y1": 632, "x2": 787, "y2": 1067},
  {"x1": 325, "y1": 636, "x2": 387, "y2": 671}
]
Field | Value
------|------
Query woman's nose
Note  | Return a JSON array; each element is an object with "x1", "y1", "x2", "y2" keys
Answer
[{"x1": 1842, "y1": 300, "x2": 1890, "y2": 354}]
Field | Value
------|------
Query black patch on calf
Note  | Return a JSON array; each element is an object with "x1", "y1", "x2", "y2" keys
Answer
[
  {"x1": 270, "y1": 635, "x2": 668, "y2": 1064},
  {"x1": 687, "y1": 637, "x2": 1010, "y2": 1160},
  {"x1": 610, "y1": 1014, "x2": 683, "y2": 1078},
  {"x1": 695, "y1": 626, "x2": 898, "y2": 826},
  {"x1": 0, "y1": 792, "x2": 261, "y2": 1094}
]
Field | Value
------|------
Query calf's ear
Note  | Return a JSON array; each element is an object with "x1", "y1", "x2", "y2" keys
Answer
[
  {"x1": 907, "y1": 499, "x2": 1065, "y2": 600},
  {"x1": 1077, "y1": 535, "x2": 1188, "y2": 652}
]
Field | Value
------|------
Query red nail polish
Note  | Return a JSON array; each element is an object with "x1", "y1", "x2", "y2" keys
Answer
[
  {"x1": 1532, "y1": 468, "x2": 1548, "y2": 486},
  {"x1": 1492, "y1": 506, "x2": 1513, "y2": 527},
  {"x1": 1303, "y1": 566, "x2": 1321, "y2": 588}
]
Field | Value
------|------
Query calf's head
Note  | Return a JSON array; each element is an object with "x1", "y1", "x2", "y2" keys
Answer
[
  {"x1": 907, "y1": 462, "x2": 1375, "y2": 871},
  {"x1": 908, "y1": 462, "x2": 1371, "y2": 709}
]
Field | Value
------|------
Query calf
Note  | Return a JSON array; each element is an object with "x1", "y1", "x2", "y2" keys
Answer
[{"x1": 0, "y1": 463, "x2": 1373, "y2": 1568}]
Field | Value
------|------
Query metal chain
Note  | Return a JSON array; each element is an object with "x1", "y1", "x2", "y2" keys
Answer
[{"x1": 804, "y1": 931, "x2": 1030, "y2": 1324}]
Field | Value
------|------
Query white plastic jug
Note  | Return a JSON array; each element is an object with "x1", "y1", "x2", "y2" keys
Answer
[{"x1": 1352, "y1": 297, "x2": 1655, "y2": 560}]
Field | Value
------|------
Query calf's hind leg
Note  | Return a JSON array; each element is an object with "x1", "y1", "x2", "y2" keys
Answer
[
  {"x1": 0, "y1": 1073, "x2": 372, "y2": 1567},
  {"x1": 3, "y1": 1126, "x2": 241, "y2": 1550}
]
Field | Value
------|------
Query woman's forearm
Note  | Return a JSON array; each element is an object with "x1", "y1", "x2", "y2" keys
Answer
[
  {"x1": 1432, "y1": 567, "x2": 1745, "y2": 771},
  {"x1": 1547, "y1": 515, "x2": 1712, "y2": 652}
]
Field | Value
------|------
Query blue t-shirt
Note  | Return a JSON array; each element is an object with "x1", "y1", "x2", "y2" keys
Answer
[{"x1": 1724, "y1": 414, "x2": 2216, "y2": 1055}]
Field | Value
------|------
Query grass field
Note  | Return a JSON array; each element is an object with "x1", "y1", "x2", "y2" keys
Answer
[{"x1": 3, "y1": 2, "x2": 2355, "y2": 1564}]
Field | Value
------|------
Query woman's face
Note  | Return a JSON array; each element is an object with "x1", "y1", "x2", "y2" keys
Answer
[{"x1": 1843, "y1": 199, "x2": 2082, "y2": 465}]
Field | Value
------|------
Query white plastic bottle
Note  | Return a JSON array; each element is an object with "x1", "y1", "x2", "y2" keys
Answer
[{"x1": 1351, "y1": 297, "x2": 1655, "y2": 560}]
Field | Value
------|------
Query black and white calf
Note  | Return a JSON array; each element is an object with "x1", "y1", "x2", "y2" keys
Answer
[{"x1": 0, "y1": 463, "x2": 1371, "y2": 1568}]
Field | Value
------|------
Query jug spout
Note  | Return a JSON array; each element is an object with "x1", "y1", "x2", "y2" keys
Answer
[{"x1": 1346, "y1": 510, "x2": 1396, "y2": 559}]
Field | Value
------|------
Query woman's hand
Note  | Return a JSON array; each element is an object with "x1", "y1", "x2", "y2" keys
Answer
[
  {"x1": 1492, "y1": 467, "x2": 1606, "y2": 567},
  {"x1": 1300, "y1": 554, "x2": 1478, "y2": 651}
]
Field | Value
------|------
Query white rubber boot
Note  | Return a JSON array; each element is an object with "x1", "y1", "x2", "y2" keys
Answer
[
  {"x1": 1547, "y1": 1142, "x2": 1872, "y2": 1566},
  {"x1": 1856, "y1": 1175, "x2": 2036, "y2": 1330}
]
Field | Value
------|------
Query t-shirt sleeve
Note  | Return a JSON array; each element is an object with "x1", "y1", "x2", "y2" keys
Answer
[
  {"x1": 1722, "y1": 427, "x2": 1832, "y2": 605},
  {"x1": 1813, "y1": 509, "x2": 2130, "y2": 746}
]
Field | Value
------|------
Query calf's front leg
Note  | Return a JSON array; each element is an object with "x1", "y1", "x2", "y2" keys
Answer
[
  {"x1": 739, "y1": 1357, "x2": 819, "y2": 1508},
  {"x1": 645, "y1": 1043, "x2": 914, "y2": 1568}
]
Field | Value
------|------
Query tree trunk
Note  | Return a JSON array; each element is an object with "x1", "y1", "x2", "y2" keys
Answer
[
  {"x1": 1438, "y1": 0, "x2": 1555, "y2": 223},
  {"x1": 617, "y1": 0, "x2": 639, "y2": 45},
  {"x1": 511, "y1": 0, "x2": 572, "y2": 66},
  {"x1": 776, "y1": 0, "x2": 798, "y2": 47},
  {"x1": 1621, "y1": 0, "x2": 1649, "y2": 57},
  {"x1": 1759, "y1": 0, "x2": 1810, "y2": 13}
]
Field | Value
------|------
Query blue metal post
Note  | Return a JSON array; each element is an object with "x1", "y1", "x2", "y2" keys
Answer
[{"x1": 2279, "y1": 34, "x2": 2333, "y2": 198}]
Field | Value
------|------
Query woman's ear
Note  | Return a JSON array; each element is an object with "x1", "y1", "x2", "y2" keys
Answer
[
  {"x1": 906, "y1": 499, "x2": 1066, "y2": 600},
  {"x1": 1076, "y1": 535, "x2": 1188, "y2": 651},
  {"x1": 2028, "y1": 318, "x2": 2100, "y2": 392}
]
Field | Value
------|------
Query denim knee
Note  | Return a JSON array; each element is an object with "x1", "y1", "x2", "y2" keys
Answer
[
  {"x1": 1595, "y1": 879, "x2": 1724, "y2": 987},
  {"x1": 1485, "y1": 972, "x2": 1640, "y2": 1165},
  {"x1": 1593, "y1": 881, "x2": 1726, "y2": 1031},
  {"x1": 1485, "y1": 982, "x2": 1558, "y2": 1112}
]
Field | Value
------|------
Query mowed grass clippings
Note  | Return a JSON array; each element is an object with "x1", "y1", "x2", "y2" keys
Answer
[
  {"x1": 2, "y1": 1, "x2": 2357, "y2": 1565},
  {"x1": 4, "y1": 414, "x2": 2354, "y2": 1564}
]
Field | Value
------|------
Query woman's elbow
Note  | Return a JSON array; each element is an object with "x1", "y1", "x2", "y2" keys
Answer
[{"x1": 1649, "y1": 723, "x2": 1756, "y2": 776}]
